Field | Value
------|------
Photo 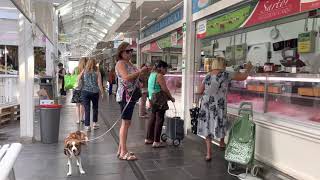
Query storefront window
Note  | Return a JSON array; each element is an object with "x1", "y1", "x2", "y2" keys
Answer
[
  {"x1": 0, "y1": 45, "x2": 18, "y2": 74},
  {"x1": 34, "y1": 47, "x2": 46, "y2": 75},
  {"x1": 194, "y1": 14, "x2": 320, "y2": 125}
]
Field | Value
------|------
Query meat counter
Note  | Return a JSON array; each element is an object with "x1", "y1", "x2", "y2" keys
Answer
[{"x1": 194, "y1": 72, "x2": 320, "y2": 125}]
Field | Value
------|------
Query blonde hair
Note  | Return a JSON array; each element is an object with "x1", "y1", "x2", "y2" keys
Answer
[
  {"x1": 85, "y1": 58, "x2": 97, "y2": 72},
  {"x1": 78, "y1": 57, "x2": 87, "y2": 73},
  {"x1": 211, "y1": 57, "x2": 226, "y2": 70}
]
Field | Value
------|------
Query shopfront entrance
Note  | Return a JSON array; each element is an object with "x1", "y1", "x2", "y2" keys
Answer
[{"x1": 191, "y1": 0, "x2": 320, "y2": 179}]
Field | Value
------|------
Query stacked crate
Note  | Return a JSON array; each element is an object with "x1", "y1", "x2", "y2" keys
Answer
[{"x1": 0, "y1": 104, "x2": 20, "y2": 126}]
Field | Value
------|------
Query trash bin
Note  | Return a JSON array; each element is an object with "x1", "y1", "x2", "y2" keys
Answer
[{"x1": 39, "y1": 104, "x2": 62, "y2": 144}]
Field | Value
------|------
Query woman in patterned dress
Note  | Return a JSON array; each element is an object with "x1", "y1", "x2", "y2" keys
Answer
[
  {"x1": 115, "y1": 42, "x2": 149, "y2": 161},
  {"x1": 197, "y1": 57, "x2": 252, "y2": 161}
]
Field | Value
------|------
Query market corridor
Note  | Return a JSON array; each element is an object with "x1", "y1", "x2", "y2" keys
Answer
[{"x1": 1, "y1": 94, "x2": 237, "y2": 180}]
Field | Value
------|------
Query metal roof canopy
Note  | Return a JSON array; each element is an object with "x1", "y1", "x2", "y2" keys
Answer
[
  {"x1": 115, "y1": 0, "x2": 182, "y2": 33},
  {"x1": 58, "y1": 0, "x2": 130, "y2": 57}
]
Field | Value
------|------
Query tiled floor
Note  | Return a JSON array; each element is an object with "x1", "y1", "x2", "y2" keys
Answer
[{"x1": 0, "y1": 93, "x2": 239, "y2": 180}]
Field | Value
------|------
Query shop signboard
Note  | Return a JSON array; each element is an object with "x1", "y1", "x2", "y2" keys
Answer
[
  {"x1": 142, "y1": 7, "x2": 183, "y2": 38},
  {"x1": 142, "y1": 29, "x2": 183, "y2": 52},
  {"x1": 204, "y1": 5, "x2": 252, "y2": 38},
  {"x1": 198, "y1": 0, "x2": 320, "y2": 39},
  {"x1": 192, "y1": 0, "x2": 211, "y2": 13},
  {"x1": 301, "y1": 0, "x2": 320, "y2": 11},
  {"x1": 244, "y1": 0, "x2": 301, "y2": 27},
  {"x1": 58, "y1": 34, "x2": 71, "y2": 44},
  {"x1": 171, "y1": 32, "x2": 178, "y2": 46},
  {"x1": 196, "y1": 20, "x2": 207, "y2": 39},
  {"x1": 298, "y1": 31, "x2": 316, "y2": 53}
]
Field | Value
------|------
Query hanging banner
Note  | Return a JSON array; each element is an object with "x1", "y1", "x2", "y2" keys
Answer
[{"x1": 301, "y1": 0, "x2": 320, "y2": 11}]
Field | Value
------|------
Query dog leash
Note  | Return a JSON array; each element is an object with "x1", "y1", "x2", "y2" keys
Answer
[{"x1": 83, "y1": 73, "x2": 141, "y2": 143}]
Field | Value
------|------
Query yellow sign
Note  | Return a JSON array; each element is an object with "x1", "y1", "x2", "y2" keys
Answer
[{"x1": 298, "y1": 32, "x2": 316, "y2": 53}]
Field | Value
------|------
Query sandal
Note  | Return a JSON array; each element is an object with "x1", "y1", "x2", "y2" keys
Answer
[
  {"x1": 119, "y1": 152, "x2": 137, "y2": 161},
  {"x1": 117, "y1": 152, "x2": 134, "y2": 159},
  {"x1": 205, "y1": 156, "x2": 212, "y2": 162}
]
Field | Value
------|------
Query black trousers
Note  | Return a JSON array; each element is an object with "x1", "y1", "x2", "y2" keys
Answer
[
  {"x1": 146, "y1": 106, "x2": 166, "y2": 142},
  {"x1": 81, "y1": 90, "x2": 99, "y2": 126}
]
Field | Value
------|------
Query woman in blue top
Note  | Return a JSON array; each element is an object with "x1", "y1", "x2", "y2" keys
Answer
[
  {"x1": 79, "y1": 58, "x2": 104, "y2": 132},
  {"x1": 145, "y1": 60, "x2": 175, "y2": 148}
]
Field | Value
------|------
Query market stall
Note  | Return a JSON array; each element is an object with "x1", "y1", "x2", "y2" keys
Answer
[{"x1": 192, "y1": 0, "x2": 320, "y2": 179}]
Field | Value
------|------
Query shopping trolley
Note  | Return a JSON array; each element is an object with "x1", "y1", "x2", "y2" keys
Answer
[
  {"x1": 225, "y1": 102, "x2": 262, "y2": 180},
  {"x1": 161, "y1": 103, "x2": 184, "y2": 147}
]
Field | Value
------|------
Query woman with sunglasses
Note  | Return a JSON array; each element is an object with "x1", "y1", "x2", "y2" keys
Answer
[{"x1": 115, "y1": 42, "x2": 149, "y2": 161}]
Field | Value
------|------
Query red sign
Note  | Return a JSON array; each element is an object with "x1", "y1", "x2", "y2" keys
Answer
[
  {"x1": 301, "y1": 0, "x2": 320, "y2": 11},
  {"x1": 244, "y1": 0, "x2": 301, "y2": 27}
]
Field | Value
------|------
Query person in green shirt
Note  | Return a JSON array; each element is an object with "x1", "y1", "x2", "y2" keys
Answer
[{"x1": 145, "y1": 60, "x2": 175, "y2": 148}]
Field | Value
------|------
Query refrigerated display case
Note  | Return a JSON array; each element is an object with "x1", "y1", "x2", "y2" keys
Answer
[{"x1": 194, "y1": 72, "x2": 320, "y2": 125}]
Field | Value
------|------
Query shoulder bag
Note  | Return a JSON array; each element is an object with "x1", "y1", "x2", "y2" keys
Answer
[{"x1": 150, "y1": 74, "x2": 169, "y2": 112}]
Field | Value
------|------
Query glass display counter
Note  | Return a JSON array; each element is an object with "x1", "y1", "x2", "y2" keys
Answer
[
  {"x1": 164, "y1": 71, "x2": 183, "y2": 117},
  {"x1": 194, "y1": 72, "x2": 320, "y2": 125}
]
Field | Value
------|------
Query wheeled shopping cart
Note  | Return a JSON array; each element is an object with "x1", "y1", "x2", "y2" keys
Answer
[
  {"x1": 225, "y1": 102, "x2": 262, "y2": 180},
  {"x1": 161, "y1": 104, "x2": 184, "y2": 146}
]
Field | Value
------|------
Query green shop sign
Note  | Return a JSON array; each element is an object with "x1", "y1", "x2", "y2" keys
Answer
[
  {"x1": 156, "y1": 30, "x2": 183, "y2": 49},
  {"x1": 205, "y1": 5, "x2": 252, "y2": 37}
]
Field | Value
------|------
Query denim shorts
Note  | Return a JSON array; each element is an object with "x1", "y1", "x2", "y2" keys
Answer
[{"x1": 119, "y1": 101, "x2": 136, "y2": 120}]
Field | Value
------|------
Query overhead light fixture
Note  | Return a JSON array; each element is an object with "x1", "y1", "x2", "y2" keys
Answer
[
  {"x1": 143, "y1": 16, "x2": 148, "y2": 20},
  {"x1": 152, "y1": 8, "x2": 159, "y2": 13},
  {"x1": 170, "y1": 1, "x2": 183, "y2": 11},
  {"x1": 147, "y1": 20, "x2": 156, "y2": 26},
  {"x1": 158, "y1": 12, "x2": 168, "y2": 19}
]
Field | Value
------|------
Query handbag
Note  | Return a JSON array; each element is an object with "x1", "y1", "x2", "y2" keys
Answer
[
  {"x1": 189, "y1": 98, "x2": 202, "y2": 134},
  {"x1": 71, "y1": 89, "x2": 82, "y2": 103},
  {"x1": 75, "y1": 74, "x2": 84, "y2": 90},
  {"x1": 150, "y1": 74, "x2": 169, "y2": 111},
  {"x1": 151, "y1": 91, "x2": 169, "y2": 112}
]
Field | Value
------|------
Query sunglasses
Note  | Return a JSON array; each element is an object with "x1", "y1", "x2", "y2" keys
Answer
[{"x1": 125, "y1": 49, "x2": 133, "y2": 54}]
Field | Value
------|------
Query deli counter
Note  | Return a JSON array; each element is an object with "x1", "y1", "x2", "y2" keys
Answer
[{"x1": 194, "y1": 72, "x2": 320, "y2": 125}]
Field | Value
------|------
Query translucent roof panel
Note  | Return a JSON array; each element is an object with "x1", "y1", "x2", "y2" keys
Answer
[{"x1": 58, "y1": 0, "x2": 130, "y2": 57}]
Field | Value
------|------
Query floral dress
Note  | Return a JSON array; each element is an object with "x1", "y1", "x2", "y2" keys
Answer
[
  {"x1": 116, "y1": 62, "x2": 139, "y2": 102},
  {"x1": 197, "y1": 71, "x2": 234, "y2": 139}
]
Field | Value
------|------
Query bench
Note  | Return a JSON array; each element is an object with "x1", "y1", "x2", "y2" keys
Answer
[{"x1": 0, "y1": 143, "x2": 22, "y2": 180}]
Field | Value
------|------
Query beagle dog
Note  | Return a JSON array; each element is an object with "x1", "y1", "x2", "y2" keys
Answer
[{"x1": 64, "y1": 131, "x2": 88, "y2": 176}]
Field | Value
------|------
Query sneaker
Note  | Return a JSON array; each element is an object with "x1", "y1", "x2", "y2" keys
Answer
[
  {"x1": 152, "y1": 142, "x2": 167, "y2": 148},
  {"x1": 85, "y1": 126, "x2": 91, "y2": 132},
  {"x1": 93, "y1": 123, "x2": 100, "y2": 130},
  {"x1": 76, "y1": 120, "x2": 80, "y2": 124}
]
